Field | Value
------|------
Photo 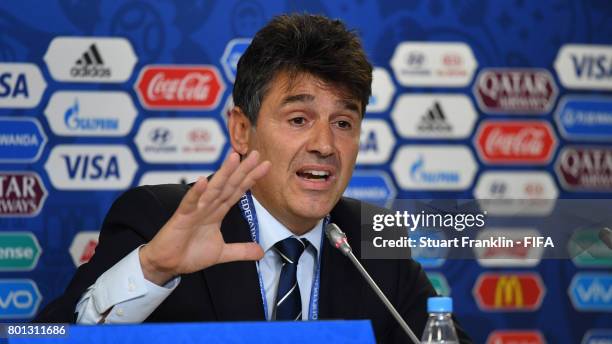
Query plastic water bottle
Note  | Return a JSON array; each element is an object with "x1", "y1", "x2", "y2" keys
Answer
[{"x1": 421, "y1": 297, "x2": 460, "y2": 344}]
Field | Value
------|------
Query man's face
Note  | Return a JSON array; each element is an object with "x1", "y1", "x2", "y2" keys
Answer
[{"x1": 247, "y1": 72, "x2": 362, "y2": 232}]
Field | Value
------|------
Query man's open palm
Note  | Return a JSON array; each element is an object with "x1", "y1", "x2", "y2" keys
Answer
[{"x1": 139, "y1": 151, "x2": 270, "y2": 285}]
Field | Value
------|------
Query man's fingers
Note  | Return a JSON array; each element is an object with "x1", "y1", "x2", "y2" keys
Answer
[
  {"x1": 222, "y1": 160, "x2": 271, "y2": 210},
  {"x1": 176, "y1": 177, "x2": 208, "y2": 214},
  {"x1": 216, "y1": 151, "x2": 262, "y2": 202},
  {"x1": 205, "y1": 151, "x2": 241, "y2": 195},
  {"x1": 250, "y1": 160, "x2": 271, "y2": 182},
  {"x1": 218, "y1": 242, "x2": 265, "y2": 263}
]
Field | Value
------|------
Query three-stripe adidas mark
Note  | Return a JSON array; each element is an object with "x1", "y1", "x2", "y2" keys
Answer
[
  {"x1": 70, "y1": 43, "x2": 111, "y2": 78},
  {"x1": 417, "y1": 101, "x2": 452, "y2": 132},
  {"x1": 75, "y1": 44, "x2": 104, "y2": 66}
]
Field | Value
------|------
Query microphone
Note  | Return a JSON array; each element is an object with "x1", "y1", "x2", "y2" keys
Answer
[
  {"x1": 325, "y1": 223, "x2": 421, "y2": 344},
  {"x1": 600, "y1": 227, "x2": 612, "y2": 250}
]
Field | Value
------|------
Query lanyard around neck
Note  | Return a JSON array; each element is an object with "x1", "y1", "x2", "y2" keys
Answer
[{"x1": 238, "y1": 191, "x2": 328, "y2": 320}]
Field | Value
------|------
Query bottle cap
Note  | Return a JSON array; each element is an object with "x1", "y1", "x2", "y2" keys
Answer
[{"x1": 427, "y1": 296, "x2": 453, "y2": 313}]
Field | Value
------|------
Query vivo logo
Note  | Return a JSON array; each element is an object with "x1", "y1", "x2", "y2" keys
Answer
[
  {"x1": 569, "y1": 273, "x2": 612, "y2": 311},
  {"x1": 0, "y1": 290, "x2": 32, "y2": 309},
  {"x1": 0, "y1": 279, "x2": 41, "y2": 318}
]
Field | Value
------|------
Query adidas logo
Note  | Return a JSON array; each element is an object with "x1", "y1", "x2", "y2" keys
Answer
[
  {"x1": 70, "y1": 44, "x2": 111, "y2": 78},
  {"x1": 417, "y1": 101, "x2": 452, "y2": 132}
]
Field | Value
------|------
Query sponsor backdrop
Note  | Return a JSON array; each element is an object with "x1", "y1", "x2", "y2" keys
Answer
[{"x1": 0, "y1": 0, "x2": 610, "y2": 342}]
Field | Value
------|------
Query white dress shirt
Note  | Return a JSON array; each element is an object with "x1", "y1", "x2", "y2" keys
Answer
[{"x1": 75, "y1": 195, "x2": 323, "y2": 323}]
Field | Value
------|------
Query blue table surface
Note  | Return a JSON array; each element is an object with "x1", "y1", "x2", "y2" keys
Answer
[{"x1": 4, "y1": 320, "x2": 376, "y2": 344}]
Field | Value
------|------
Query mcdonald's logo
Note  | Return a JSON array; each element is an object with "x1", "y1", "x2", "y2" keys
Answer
[
  {"x1": 473, "y1": 273, "x2": 545, "y2": 311},
  {"x1": 495, "y1": 276, "x2": 524, "y2": 307}
]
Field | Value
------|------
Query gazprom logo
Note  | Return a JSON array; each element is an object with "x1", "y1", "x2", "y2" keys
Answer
[
  {"x1": 64, "y1": 99, "x2": 118, "y2": 130},
  {"x1": 569, "y1": 273, "x2": 612, "y2": 311},
  {"x1": 392, "y1": 145, "x2": 476, "y2": 191},
  {"x1": 44, "y1": 91, "x2": 137, "y2": 137},
  {"x1": 555, "y1": 96, "x2": 612, "y2": 141},
  {"x1": 0, "y1": 117, "x2": 47, "y2": 163},
  {"x1": 410, "y1": 155, "x2": 460, "y2": 184}
]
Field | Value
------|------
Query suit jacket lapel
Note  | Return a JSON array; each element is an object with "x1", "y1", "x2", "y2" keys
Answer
[{"x1": 202, "y1": 203, "x2": 265, "y2": 321}]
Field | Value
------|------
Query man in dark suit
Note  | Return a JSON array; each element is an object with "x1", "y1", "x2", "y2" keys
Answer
[{"x1": 36, "y1": 13, "x2": 471, "y2": 343}]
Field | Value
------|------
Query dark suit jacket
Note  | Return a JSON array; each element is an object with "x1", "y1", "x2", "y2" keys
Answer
[{"x1": 35, "y1": 184, "x2": 472, "y2": 343}]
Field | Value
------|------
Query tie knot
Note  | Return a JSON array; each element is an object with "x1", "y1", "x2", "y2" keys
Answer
[{"x1": 274, "y1": 237, "x2": 309, "y2": 264}]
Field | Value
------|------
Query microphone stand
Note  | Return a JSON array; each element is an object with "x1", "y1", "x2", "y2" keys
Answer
[{"x1": 325, "y1": 223, "x2": 421, "y2": 344}]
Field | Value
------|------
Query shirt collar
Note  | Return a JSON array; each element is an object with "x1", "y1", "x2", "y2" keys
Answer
[{"x1": 251, "y1": 195, "x2": 323, "y2": 256}]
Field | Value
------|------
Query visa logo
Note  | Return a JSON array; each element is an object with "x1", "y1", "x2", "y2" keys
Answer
[
  {"x1": 570, "y1": 273, "x2": 612, "y2": 311},
  {"x1": 360, "y1": 130, "x2": 378, "y2": 152},
  {"x1": 63, "y1": 154, "x2": 120, "y2": 180},
  {"x1": 571, "y1": 54, "x2": 612, "y2": 80},
  {"x1": 45, "y1": 145, "x2": 136, "y2": 190},
  {"x1": 0, "y1": 73, "x2": 29, "y2": 99}
]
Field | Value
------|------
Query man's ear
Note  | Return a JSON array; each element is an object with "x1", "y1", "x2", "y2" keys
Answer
[{"x1": 228, "y1": 106, "x2": 253, "y2": 155}]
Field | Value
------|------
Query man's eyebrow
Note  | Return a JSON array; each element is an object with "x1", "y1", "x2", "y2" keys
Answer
[
  {"x1": 281, "y1": 94, "x2": 315, "y2": 106},
  {"x1": 281, "y1": 94, "x2": 361, "y2": 115},
  {"x1": 338, "y1": 99, "x2": 361, "y2": 114}
]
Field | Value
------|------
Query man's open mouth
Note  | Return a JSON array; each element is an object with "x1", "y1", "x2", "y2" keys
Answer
[{"x1": 296, "y1": 169, "x2": 331, "y2": 181}]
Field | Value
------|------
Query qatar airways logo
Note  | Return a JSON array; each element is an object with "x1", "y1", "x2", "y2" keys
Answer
[
  {"x1": 556, "y1": 147, "x2": 612, "y2": 191},
  {"x1": 475, "y1": 121, "x2": 557, "y2": 164},
  {"x1": 474, "y1": 68, "x2": 557, "y2": 114},
  {"x1": 135, "y1": 65, "x2": 225, "y2": 110}
]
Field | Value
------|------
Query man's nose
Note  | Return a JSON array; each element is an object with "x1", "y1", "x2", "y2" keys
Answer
[{"x1": 306, "y1": 121, "x2": 334, "y2": 157}]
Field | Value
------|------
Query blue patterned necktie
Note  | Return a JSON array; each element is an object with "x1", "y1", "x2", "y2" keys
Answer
[{"x1": 273, "y1": 237, "x2": 309, "y2": 320}]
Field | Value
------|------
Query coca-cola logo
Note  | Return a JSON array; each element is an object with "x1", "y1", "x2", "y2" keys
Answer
[
  {"x1": 475, "y1": 120, "x2": 556, "y2": 164},
  {"x1": 556, "y1": 147, "x2": 612, "y2": 191},
  {"x1": 474, "y1": 69, "x2": 557, "y2": 114},
  {"x1": 135, "y1": 65, "x2": 225, "y2": 110}
]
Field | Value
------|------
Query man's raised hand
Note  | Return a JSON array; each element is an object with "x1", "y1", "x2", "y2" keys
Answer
[{"x1": 139, "y1": 150, "x2": 270, "y2": 285}]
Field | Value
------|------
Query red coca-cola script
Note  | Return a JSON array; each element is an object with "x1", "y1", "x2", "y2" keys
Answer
[
  {"x1": 475, "y1": 121, "x2": 556, "y2": 164},
  {"x1": 135, "y1": 65, "x2": 225, "y2": 110}
]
